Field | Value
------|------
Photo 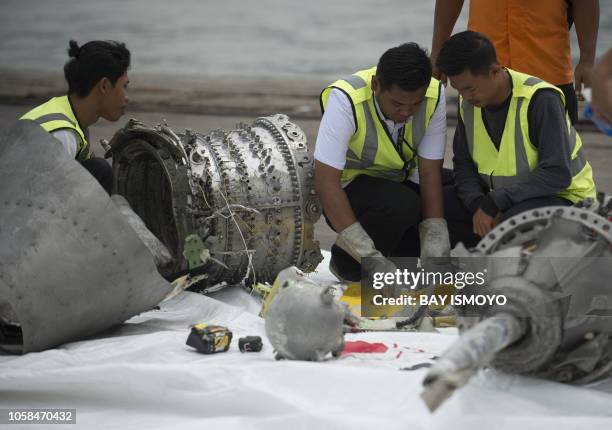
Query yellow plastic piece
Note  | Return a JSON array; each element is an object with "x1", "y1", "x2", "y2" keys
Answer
[
  {"x1": 339, "y1": 282, "x2": 457, "y2": 327},
  {"x1": 251, "y1": 282, "x2": 272, "y2": 301},
  {"x1": 259, "y1": 267, "x2": 309, "y2": 318},
  {"x1": 259, "y1": 268, "x2": 457, "y2": 328}
]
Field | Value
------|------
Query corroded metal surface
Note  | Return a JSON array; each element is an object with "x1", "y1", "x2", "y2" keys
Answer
[{"x1": 108, "y1": 114, "x2": 323, "y2": 286}]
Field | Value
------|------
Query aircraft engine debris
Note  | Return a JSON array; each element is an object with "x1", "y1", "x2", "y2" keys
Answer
[
  {"x1": 264, "y1": 268, "x2": 346, "y2": 361},
  {"x1": 0, "y1": 121, "x2": 173, "y2": 354},
  {"x1": 107, "y1": 114, "x2": 323, "y2": 287},
  {"x1": 422, "y1": 199, "x2": 612, "y2": 412}
]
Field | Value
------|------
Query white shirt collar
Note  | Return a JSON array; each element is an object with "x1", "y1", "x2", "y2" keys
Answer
[{"x1": 372, "y1": 91, "x2": 409, "y2": 137}]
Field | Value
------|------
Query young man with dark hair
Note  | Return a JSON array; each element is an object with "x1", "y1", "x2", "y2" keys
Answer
[
  {"x1": 315, "y1": 43, "x2": 450, "y2": 282},
  {"x1": 437, "y1": 31, "x2": 596, "y2": 247},
  {"x1": 21, "y1": 40, "x2": 131, "y2": 194}
]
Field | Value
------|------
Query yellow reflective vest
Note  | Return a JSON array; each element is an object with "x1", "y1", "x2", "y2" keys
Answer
[
  {"x1": 320, "y1": 67, "x2": 441, "y2": 184},
  {"x1": 21, "y1": 95, "x2": 91, "y2": 161},
  {"x1": 459, "y1": 68, "x2": 596, "y2": 204}
]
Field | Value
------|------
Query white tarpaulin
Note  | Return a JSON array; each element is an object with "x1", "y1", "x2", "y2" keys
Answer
[{"x1": 1, "y1": 251, "x2": 612, "y2": 429}]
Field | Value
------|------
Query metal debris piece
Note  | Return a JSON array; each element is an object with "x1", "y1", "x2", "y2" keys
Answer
[
  {"x1": 264, "y1": 269, "x2": 346, "y2": 361},
  {"x1": 422, "y1": 201, "x2": 612, "y2": 411},
  {"x1": 111, "y1": 194, "x2": 173, "y2": 268},
  {"x1": 0, "y1": 121, "x2": 173, "y2": 354},
  {"x1": 421, "y1": 313, "x2": 523, "y2": 411},
  {"x1": 107, "y1": 114, "x2": 323, "y2": 287}
]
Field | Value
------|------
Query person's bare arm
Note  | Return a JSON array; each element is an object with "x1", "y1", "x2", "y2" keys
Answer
[
  {"x1": 418, "y1": 157, "x2": 445, "y2": 219},
  {"x1": 431, "y1": 0, "x2": 465, "y2": 80},
  {"x1": 591, "y1": 48, "x2": 612, "y2": 124},
  {"x1": 573, "y1": 0, "x2": 599, "y2": 97},
  {"x1": 314, "y1": 160, "x2": 357, "y2": 232}
]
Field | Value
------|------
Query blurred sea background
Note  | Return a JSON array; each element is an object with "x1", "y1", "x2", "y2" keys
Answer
[
  {"x1": 0, "y1": 0, "x2": 610, "y2": 251},
  {"x1": 0, "y1": 0, "x2": 610, "y2": 81}
]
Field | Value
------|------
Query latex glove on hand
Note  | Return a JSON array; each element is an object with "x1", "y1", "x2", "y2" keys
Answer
[
  {"x1": 419, "y1": 218, "x2": 451, "y2": 269},
  {"x1": 335, "y1": 222, "x2": 400, "y2": 298}
]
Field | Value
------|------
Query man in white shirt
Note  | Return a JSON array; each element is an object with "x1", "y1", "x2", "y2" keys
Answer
[{"x1": 315, "y1": 43, "x2": 450, "y2": 283}]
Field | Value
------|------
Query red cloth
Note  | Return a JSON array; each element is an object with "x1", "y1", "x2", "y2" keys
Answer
[{"x1": 341, "y1": 341, "x2": 388, "y2": 355}]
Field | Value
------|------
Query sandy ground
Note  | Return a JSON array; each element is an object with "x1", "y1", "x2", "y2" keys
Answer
[{"x1": 1, "y1": 70, "x2": 611, "y2": 251}]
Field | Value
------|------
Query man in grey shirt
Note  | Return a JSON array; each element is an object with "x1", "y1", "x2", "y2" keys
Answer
[{"x1": 436, "y1": 31, "x2": 596, "y2": 247}]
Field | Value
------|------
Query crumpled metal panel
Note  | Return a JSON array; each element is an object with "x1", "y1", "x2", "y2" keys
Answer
[
  {"x1": 421, "y1": 203, "x2": 612, "y2": 411},
  {"x1": 109, "y1": 114, "x2": 323, "y2": 286},
  {"x1": 0, "y1": 121, "x2": 172, "y2": 354},
  {"x1": 464, "y1": 205, "x2": 612, "y2": 381}
]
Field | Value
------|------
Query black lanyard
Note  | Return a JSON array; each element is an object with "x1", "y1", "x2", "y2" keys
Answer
[{"x1": 373, "y1": 98, "x2": 416, "y2": 173}]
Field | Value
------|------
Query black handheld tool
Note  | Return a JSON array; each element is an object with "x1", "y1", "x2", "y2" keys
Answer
[{"x1": 238, "y1": 336, "x2": 263, "y2": 352}]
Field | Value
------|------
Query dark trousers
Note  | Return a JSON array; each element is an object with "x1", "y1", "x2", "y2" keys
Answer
[
  {"x1": 557, "y1": 83, "x2": 578, "y2": 126},
  {"x1": 327, "y1": 170, "x2": 454, "y2": 279},
  {"x1": 80, "y1": 157, "x2": 114, "y2": 195},
  {"x1": 444, "y1": 185, "x2": 573, "y2": 249},
  {"x1": 326, "y1": 175, "x2": 421, "y2": 279}
]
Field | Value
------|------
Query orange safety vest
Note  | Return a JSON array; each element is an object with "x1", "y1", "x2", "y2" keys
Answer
[{"x1": 468, "y1": 0, "x2": 573, "y2": 85}]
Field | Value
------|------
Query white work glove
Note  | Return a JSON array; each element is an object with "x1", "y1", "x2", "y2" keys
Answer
[
  {"x1": 419, "y1": 218, "x2": 451, "y2": 266},
  {"x1": 336, "y1": 222, "x2": 400, "y2": 298},
  {"x1": 336, "y1": 222, "x2": 383, "y2": 262}
]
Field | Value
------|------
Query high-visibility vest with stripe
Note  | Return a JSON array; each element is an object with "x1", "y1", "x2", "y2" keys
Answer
[
  {"x1": 459, "y1": 68, "x2": 596, "y2": 204},
  {"x1": 20, "y1": 95, "x2": 91, "y2": 161},
  {"x1": 320, "y1": 67, "x2": 441, "y2": 184}
]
